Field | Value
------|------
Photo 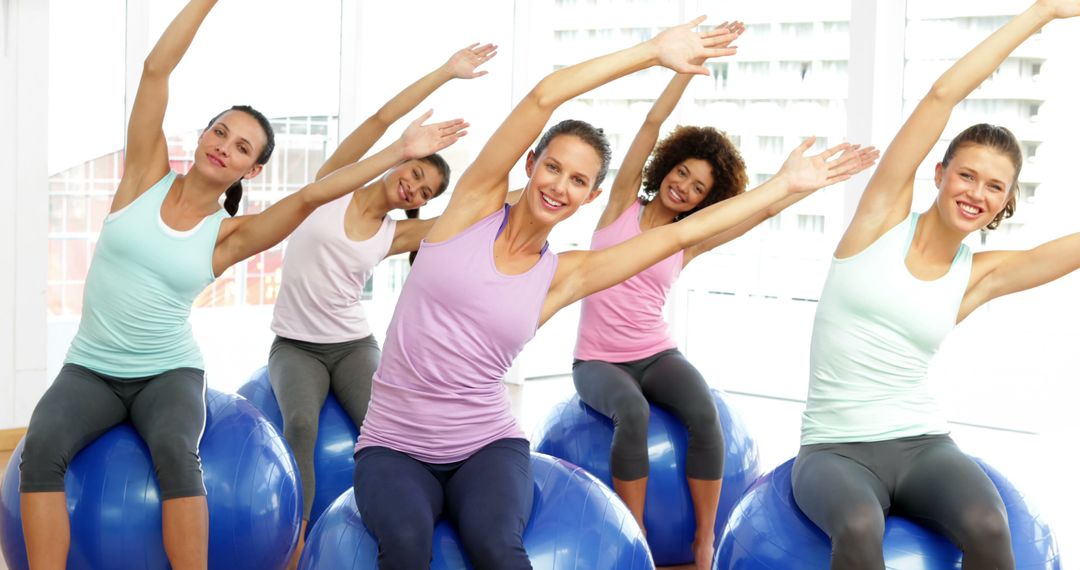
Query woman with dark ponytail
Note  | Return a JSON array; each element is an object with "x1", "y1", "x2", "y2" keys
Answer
[
  {"x1": 16, "y1": 2, "x2": 466, "y2": 568},
  {"x1": 267, "y1": 43, "x2": 493, "y2": 566}
]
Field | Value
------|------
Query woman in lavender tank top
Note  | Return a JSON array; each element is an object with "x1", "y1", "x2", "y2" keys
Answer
[
  {"x1": 569, "y1": 25, "x2": 880, "y2": 568},
  {"x1": 352, "y1": 16, "x2": 877, "y2": 570}
]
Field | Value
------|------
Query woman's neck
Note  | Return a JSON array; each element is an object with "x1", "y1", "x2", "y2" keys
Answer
[
  {"x1": 503, "y1": 201, "x2": 554, "y2": 256},
  {"x1": 641, "y1": 198, "x2": 678, "y2": 230},
  {"x1": 911, "y1": 205, "x2": 969, "y2": 264},
  {"x1": 173, "y1": 170, "x2": 229, "y2": 215},
  {"x1": 350, "y1": 181, "x2": 394, "y2": 220}
]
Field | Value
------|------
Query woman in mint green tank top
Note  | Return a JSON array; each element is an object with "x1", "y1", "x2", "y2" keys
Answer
[
  {"x1": 17, "y1": 1, "x2": 467, "y2": 568},
  {"x1": 793, "y1": 2, "x2": 1080, "y2": 568}
]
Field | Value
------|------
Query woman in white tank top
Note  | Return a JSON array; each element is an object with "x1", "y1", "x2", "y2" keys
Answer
[{"x1": 266, "y1": 43, "x2": 496, "y2": 567}]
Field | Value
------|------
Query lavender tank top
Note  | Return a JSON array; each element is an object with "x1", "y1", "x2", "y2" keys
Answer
[{"x1": 356, "y1": 205, "x2": 559, "y2": 463}]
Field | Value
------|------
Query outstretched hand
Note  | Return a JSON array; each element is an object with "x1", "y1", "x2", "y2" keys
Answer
[
  {"x1": 444, "y1": 43, "x2": 498, "y2": 79},
  {"x1": 400, "y1": 110, "x2": 468, "y2": 160},
  {"x1": 651, "y1": 16, "x2": 740, "y2": 75},
  {"x1": 778, "y1": 137, "x2": 881, "y2": 194}
]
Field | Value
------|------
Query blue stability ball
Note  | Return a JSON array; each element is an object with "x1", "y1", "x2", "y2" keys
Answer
[
  {"x1": 532, "y1": 390, "x2": 762, "y2": 566},
  {"x1": 237, "y1": 366, "x2": 360, "y2": 531},
  {"x1": 300, "y1": 452, "x2": 653, "y2": 570},
  {"x1": 714, "y1": 458, "x2": 1061, "y2": 569},
  {"x1": 0, "y1": 389, "x2": 301, "y2": 570}
]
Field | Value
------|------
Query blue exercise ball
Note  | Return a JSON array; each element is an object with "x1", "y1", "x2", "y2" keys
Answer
[
  {"x1": 237, "y1": 365, "x2": 360, "y2": 532},
  {"x1": 299, "y1": 452, "x2": 653, "y2": 569},
  {"x1": 532, "y1": 390, "x2": 761, "y2": 566},
  {"x1": 0, "y1": 389, "x2": 301, "y2": 570},
  {"x1": 714, "y1": 458, "x2": 1061, "y2": 569}
]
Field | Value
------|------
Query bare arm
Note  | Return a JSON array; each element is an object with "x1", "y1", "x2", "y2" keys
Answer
[
  {"x1": 835, "y1": 1, "x2": 1058, "y2": 259},
  {"x1": 316, "y1": 43, "x2": 496, "y2": 181},
  {"x1": 599, "y1": 22, "x2": 745, "y2": 231},
  {"x1": 386, "y1": 217, "x2": 439, "y2": 257},
  {"x1": 540, "y1": 142, "x2": 860, "y2": 322},
  {"x1": 211, "y1": 112, "x2": 467, "y2": 275},
  {"x1": 959, "y1": 232, "x2": 1080, "y2": 321},
  {"x1": 426, "y1": 17, "x2": 739, "y2": 244},
  {"x1": 115, "y1": 0, "x2": 217, "y2": 211},
  {"x1": 683, "y1": 144, "x2": 880, "y2": 265}
]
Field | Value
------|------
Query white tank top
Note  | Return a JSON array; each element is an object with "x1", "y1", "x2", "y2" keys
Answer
[{"x1": 271, "y1": 194, "x2": 396, "y2": 343}]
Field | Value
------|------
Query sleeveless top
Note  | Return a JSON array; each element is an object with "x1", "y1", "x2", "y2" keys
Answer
[
  {"x1": 66, "y1": 171, "x2": 227, "y2": 377},
  {"x1": 357, "y1": 205, "x2": 559, "y2": 463},
  {"x1": 272, "y1": 194, "x2": 396, "y2": 342},
  {"x1": 574, "y1": 200, "x2": 683, "y2": 362},
  {"x1": 801, "y1": 212, "x2": 973, "y2": 444}
]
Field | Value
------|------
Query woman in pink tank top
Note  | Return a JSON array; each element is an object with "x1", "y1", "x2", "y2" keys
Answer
[
  {"x1": 266, "y1": 44, "x2": 494, "y2": 566},
  {"x1": 352, "y1": 17, "x2": 878, "y2": 570},
  {"x1": 570, "y1": 31, "x2": 880, "y2": 567}
]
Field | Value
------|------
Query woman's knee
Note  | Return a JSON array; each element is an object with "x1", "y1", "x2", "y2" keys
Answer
[
  {"x1": 18, "y1": 427, "x2": 74, "y2": 491},
  {"x1": 456, "y1": 511, "x2": 529, "y2": 570},
  {"x1": 611, "y1": 393, "x2": 650, "y2": 437},
  {"x1": 831, "y1": 503, "x2": 886, "y2": 544},
  {"x1": 956, "y1": 503, "x2": 1011, "y2": 551}
]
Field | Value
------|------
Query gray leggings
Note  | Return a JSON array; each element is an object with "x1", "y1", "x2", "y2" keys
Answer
[
  {"x1": 572, "y1": 348, "x2": 723, "y2": 481},
  {"x1": 267, "y1": 334, "x2": 379, "y2": 518},
  {"x1": 20, "y1": 363, "x2": 207, "y2": 500},
  {"x1": 792, "y1": 434, "x2": 1013, "y2": 570}
]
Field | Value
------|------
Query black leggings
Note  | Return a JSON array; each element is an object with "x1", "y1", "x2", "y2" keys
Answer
[
  {"x1": 792, "y1": 434, "x2": 1013, "y2": 570},
  {"x1": 354, "y1": 438, "x2": 533, "y2": 570},
  {"x1": 572, "y1": 348, "x2": 723, "y2": 481},
  {"x1": 21, "y1": 363, "x2": 208, "y2": 500},
  {"x1": 268, "y1": 334, "x2": 379, "y2": 518}
]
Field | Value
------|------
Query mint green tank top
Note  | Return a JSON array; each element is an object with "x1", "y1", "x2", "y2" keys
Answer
[
  {"x1": 801, "y1": 212, "x2": 973, "y2": 445},
  {"x1": 65, "y1": 172, "x2": 227, "y2": 378}
]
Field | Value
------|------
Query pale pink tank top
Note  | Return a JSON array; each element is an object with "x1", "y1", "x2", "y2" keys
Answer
[{"x1": 271, "y1": 195, "x2": 395, "y2": 343}]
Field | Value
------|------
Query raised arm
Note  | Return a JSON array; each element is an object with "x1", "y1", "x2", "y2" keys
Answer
[
  {"x1": 316, "y1": 43, "x2": 496, "y2": 181},
  {"x1": 683, "y1": 142, "x2": 879, "y2": 265},
  {"x1": 599, "y1": 22, "x2": 745, "y2": 230},
  {"x1": 541, "y1": 142, "x2": 859, "y2": 323},
  {"x1": 114, "y1": 0, "x2": 217, "y2": 211},
  {"x1": 211, "y1": 112, "x2": 466, "y2": 276},
  {"x1": 427, "y1": 17, "x2": 738, "y2": 243},
  {"x1": 836, "y1": 1, "x2": 1059, "y2": 258}
]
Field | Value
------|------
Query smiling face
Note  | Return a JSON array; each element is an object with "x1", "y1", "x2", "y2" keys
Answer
[
  {"x1": 523, "y1": 134, "x2": 605, "y2": 225},
  {"x1": 194, "y1": 110, "x2": 268, "y2": 185},
  {"x1": 655, "y1": 158, "x2": 716, "y2": 214},
  {"x1": 934, "y1": 143, "x2": 1018, "y2": 233},
  {"x1": 382, "y1": 159, "x2": 446, "y2": 211}
]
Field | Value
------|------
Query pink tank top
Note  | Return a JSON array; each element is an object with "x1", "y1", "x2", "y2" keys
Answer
[
  {"x1": 356, "y1": 205, "x2": 559, "y2": 463},
  {"x1": 574, "y1": 200, "x2": 683, "y2": 362},
  {"x1": 271, "y1": 195, "x2": 395, "y2": 343}
]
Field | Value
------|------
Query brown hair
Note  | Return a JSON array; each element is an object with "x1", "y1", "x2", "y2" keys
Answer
[
  {"x1": 534, "y1": 119, "x2": 612, "y2": 189},
  {"x1": 941, "y1": 123, "x2": 1022, "y2": 230}
]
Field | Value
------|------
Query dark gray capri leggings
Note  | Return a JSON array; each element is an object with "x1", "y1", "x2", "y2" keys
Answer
[
  {"x1": 20, "y1": 363, "x2": 208, "y2": 500},
  {"x1": 267, "y1": 334, "x2": 380, "y2": 519},
  {"x1": 792, "y1": 434, "x2": 1014, "y2": 570},
  {"x1": 572, "y1": 348, "x2": 723, "y2": 481}
]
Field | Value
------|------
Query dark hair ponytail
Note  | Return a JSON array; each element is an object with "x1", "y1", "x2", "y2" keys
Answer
[
  {"x1": 204, "y1": 104, "x2": 276, "y2": 216},
  {"x1": 405, "y1": 207, "x2": 420, "y2": 265},
  {"x1": 224, "y1": 180, "x2": 244, "y2": 216}
]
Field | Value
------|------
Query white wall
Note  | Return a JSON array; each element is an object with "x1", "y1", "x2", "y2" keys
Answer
[{"x1": 1, "y1": 0, "x2": 49, "y2": 429}]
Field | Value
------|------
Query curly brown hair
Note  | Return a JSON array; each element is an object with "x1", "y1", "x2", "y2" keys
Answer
[{"x1": 640, "y1": 125, "x2": 747, "y2": 221}]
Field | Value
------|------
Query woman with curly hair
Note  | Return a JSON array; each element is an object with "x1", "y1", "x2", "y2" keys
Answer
[{"x1": 571, "y1": 25, "x2": 878, "y2": 568}]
